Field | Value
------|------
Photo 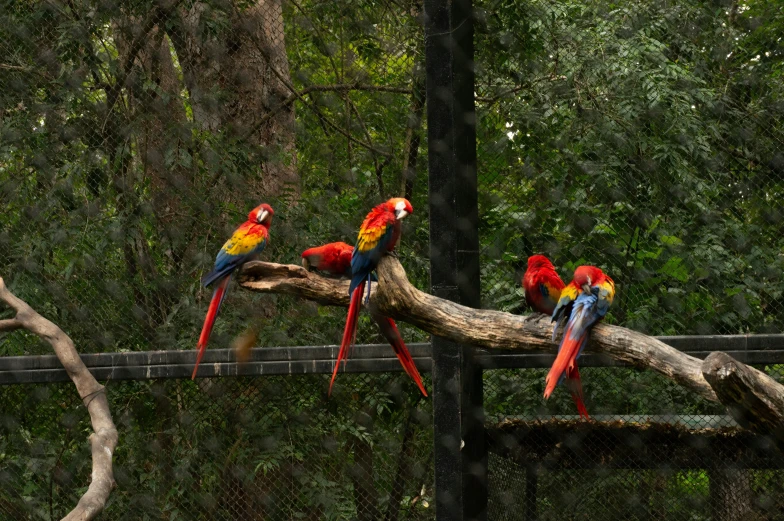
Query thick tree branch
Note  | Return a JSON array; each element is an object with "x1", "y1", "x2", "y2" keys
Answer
[
  {"x1": 240, "y1": 257, "x2": 784, "y2": 440},
  {"x1": 702, "y1": 352, "x2": 784, "y2": 439},
  {"x1": 0, "y1": 318, "x2": 23, "y2": 331},
  {"x1": 0, "y1": 277, "x2": 118, "y2": 521},
  {"x1": 238, "y1": 257, "x2": 717, "y2": 402}
]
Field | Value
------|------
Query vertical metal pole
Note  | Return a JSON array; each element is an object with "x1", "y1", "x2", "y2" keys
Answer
[{"x1": 424, "y1": 0, "x2": 486, "y2": 517}]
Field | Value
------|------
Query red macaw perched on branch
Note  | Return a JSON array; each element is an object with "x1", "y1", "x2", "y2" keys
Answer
[
  {"x1": 301, "y1": 242, "x2": 353, "y2": 275},
  {"x1": 544, "y1": 265, "x2": 615, "y2": 419},
  {"x1": 523, "y1": 254, "x2": 587, "y2": 417},
  {"x1": 192, "y1": 203, "x2": 274, "y2": 380},
  {"x1": 523, "y1": 254, "x2": 565, "y2": 316},
  {"x1": 329, "y1": 198, "x2": 419, "y2": 396},
  {"x1": 301, "y1": 241, "x2": 427, "y2": 396}
]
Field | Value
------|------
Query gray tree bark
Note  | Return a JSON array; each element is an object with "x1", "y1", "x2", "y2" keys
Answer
[
  {"x1": 168, "y1": 0, "x2": 299, "y2": 198},
  {"x1": 0, "y1": 277, "x2": 118, "y2": 521},
  {"x1": 237, "y1": 257, "x2": 784, "y2": 443}
]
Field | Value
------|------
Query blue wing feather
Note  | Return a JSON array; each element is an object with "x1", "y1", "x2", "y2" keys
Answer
[{"x1": 203, "y1": 237, "x2": 267, "y2": 287}]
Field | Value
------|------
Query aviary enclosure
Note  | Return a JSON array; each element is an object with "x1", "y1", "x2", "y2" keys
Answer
[{"x1": 1, "y1": 0, "x2": 784, "y2": 520}]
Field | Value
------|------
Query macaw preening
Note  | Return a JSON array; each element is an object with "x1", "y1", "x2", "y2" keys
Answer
[
  {"x1": 301, "y1": 240, "x2": 427, "y2": 397},
  {"x1": 301, "y1": 241, "x2": 353, "y2": 276},
  {"x1": 328, "y1": 198, "x2": 421, "y2": 396},
  {"x1": 192, "y1": 203, "x2": 274, "y2": 380},
  {"x1": 544, "y1": 265, "x2": 615, "y2": 420},
  {"x1": 523, "y1": 254, "x2": 565, "y2": 316}
]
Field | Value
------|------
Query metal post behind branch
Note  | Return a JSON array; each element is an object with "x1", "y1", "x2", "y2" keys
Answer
[{"x1": 424, "y1": 0, "x2": 486, "y2": 517}]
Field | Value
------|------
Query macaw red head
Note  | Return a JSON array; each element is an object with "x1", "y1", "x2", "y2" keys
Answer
[
  {"x1": 386, "y1": 197, "x2": 413, "y2": 220},
  {"x1": 527, "y1": 254, "x2": 555, "y2": 271},
  {"x1": 249, "y1": 203, "x2": 274, "y2": 227},
  {"x1": 573, "y1": 265, "x2": 605, "y2": 294}
]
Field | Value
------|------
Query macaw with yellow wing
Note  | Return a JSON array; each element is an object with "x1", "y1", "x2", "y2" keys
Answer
[
  {"x1": 192, "y1": 203, "x2": 274, "y2": 380},
  {"x1": 329, "y1": 198, "x2": 423, "y2": 396},
  {"x1": 544, "y1": 265, "x2": 615, "y2": 419},
  {"x1": 302, "y1": 240, "x2": 427, "y2": 397}
]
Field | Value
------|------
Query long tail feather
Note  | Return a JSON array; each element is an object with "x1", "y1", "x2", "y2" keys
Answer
[
  {"x1": 564, "y1": 364, "x2": 590, "y2": 419},
  {"x1": 543, "y1": 321, "x2": 587, "y2": 400},
  {"x1": 330, "y1": 281, "x2": 364, "y2": 395},
  {"x1": 373, "y1": 313, "x2": 427, "y2": 397},
  {"x1": 192, "y1": 275, "x2": 231, "y2": 380}
]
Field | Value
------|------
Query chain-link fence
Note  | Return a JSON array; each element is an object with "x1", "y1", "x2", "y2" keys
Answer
[
  {"x1": 483, "y1": 363, "x2": 784, "y2": 521},
  {"x1": 0, "y1": 0, "x2": 429, "y2": 358},
  {"x1": 475, "y1": 0, "x2": 784, "y2": 336},
  {"x1": 3, "y1": 0, "x2": 784, "y2": 520},
  {"x1": 0, "y1": 370, "x2": 434, "y2": 520}
]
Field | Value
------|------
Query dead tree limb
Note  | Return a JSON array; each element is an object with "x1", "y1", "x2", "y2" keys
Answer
[
  {"x1": 702, "y1": 352, "x2": 784, "y2": 439},
  {"x1": 240, "y1": 257, "x2": 784, "y2": 440},
  {"x1": 238, "y1": 257, "x2": 717, "y2": 402},
  {"x1": 0, "y1": 277, "x2": 118, "y2": 521}
]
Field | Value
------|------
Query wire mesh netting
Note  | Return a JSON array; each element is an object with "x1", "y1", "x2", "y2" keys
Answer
[
  {"x1": 470, "y1": 1, "x2": 784, "y2": 515},
  {"x1": 3, "y1": 0, "x2": 784, "y2": 520},
  {"x1": 0, "y1": 373, "x2": 434, "y2": 520},
  {"x1": 474, "y1": 0, "x2": 784, "y2": 336},
  {"x1": 484, "y1": 364, "x2": 784, "y2": 520},
  {"x1": 0, "y1": 0, "x2": 429, "y2": 357}
]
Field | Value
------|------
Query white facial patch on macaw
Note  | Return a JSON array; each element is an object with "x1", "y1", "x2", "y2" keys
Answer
[
  {"x1": 395, "y1": 201, "x2": 408, "y2": 220},
  {"x1": 257, "y1": 210, "x2": 269, "y2": 224}
]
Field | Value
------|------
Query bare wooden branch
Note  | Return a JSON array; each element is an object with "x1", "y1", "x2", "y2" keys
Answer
[
  {"x1": 702, "y1": 352, "x2": 784, "y2": 439},
  {"x1": 238, "y1": 257, "x2": 717, "y2": 403},
  {"x1": 0, "y1": 277, "x2": 118, "y2": 521},
  {"x1": 240, "y1": 257, "x2": 784, "y2": 439},
  {"x1": 0, "y1": 317, "x2": 23, "y2": 332}
]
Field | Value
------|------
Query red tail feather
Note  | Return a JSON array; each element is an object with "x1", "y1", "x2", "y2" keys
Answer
[
  {"x1": 565, "y1": 365, "x2": 590, "y2": 419},
  {"x1": 543, "y1": 323, "x2": 586, "y2": 400},
  {"x1": 192, "y1": 277, "x2": 230, "y2": 380},
  {"x1": 378, "y1": 316, "x2": 427, "y2": 397},
  {"x1": 330, "y1": 282, "x2": 364, "y2": 395}
]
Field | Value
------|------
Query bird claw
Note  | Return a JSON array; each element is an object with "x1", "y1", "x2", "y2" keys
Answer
[{"x1": 387, "y1": 250, "x2": 399, "y2": 258}]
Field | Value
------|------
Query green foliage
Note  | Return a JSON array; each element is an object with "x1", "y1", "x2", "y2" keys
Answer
[
  {"x1": 2, "y1": 0, "x2": 784, "y2": 518},
  {"x1": 475, "y1": 0, "x2": 784, "y2": 335},
  {"x1": 0, "y1": 376, "x2": 434, "y2": 520}
]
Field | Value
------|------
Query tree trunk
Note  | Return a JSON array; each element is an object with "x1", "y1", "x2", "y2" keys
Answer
[
  {"x1": 113, "y1": 15, "x2": 191, "y2": 329},
  {"x1": 709, "y1": 468, "x2": 754, "y2": 521},
  {"x1": 169, "y1": 0, "x2": 298, "y2": 198}
]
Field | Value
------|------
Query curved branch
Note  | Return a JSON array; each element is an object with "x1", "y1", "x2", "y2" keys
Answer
[
  {"x1": 702, "y1": 352, "x2": 784, "y2": 439},
  {"x1": 238, "y1": 257, "x2": 718, "y2": 403},
  {"x1": 0, "y1": 277, "x2": 118, "y2": 521}
]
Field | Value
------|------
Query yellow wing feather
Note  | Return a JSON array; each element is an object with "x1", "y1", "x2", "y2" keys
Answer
[
  {"x1": 357, "y1": 227, "x2": 385, "y2": 253},
  {"x1": 222, "y1": 228, "x2": 265, "y2": 256},
  {"x1": 598, "y1": 279, "x2": 615, "y2": 304},
  {"x1": 557, "y1": 284, "x2": 579, "y2": 307}
]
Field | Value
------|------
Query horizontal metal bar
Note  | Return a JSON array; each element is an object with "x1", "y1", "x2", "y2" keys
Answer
[
  {"x1": 1, "y1": 335, "x2": 783, "y2": 385},
  {"x1": 475, "y1": 350, "x2": 784, "y2": 369},
  {"x1": 656, "y1": 334, "x2": 784, "y2": 352},
  {"x1": 0, "y1": 343, "x2": 432, "y2": 371},
  {"x1": 0, "y1": 357, "x2": 433, "y2": 385}
]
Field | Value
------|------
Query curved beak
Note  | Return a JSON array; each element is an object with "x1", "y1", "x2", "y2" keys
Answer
[
  {"x1": 257, "y1": 210, "x2": 270, "y2": 224},
  {"x1": 395, "y1": 209, "x2": 408, "y2": 220},
  {"x1": 302, "y1": 258, "x2": 310, "y2": 270},
  {"x1": 581, "y1": 283, "x2": 592, "y2": 294}
]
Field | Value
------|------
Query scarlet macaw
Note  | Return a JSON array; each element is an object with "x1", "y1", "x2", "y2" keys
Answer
[
  {"x1": 544, "y1": 265, "x2": 615, "y2": 419},
  {"x1": 192, "y1": 203, "x2": 274, "y2": 380},
  {"x1": 301, "y1": 241, "x2": 427, "y2": 396},
  {"x1": 522, "y1": 254, "x2": 565, "y2": 316},
  {"x1": 329, "y1": 198, "x2": 418, "y2": 395},
  {"x1": 301, "y1": 241, "x2": 353, "y2": 275}
]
